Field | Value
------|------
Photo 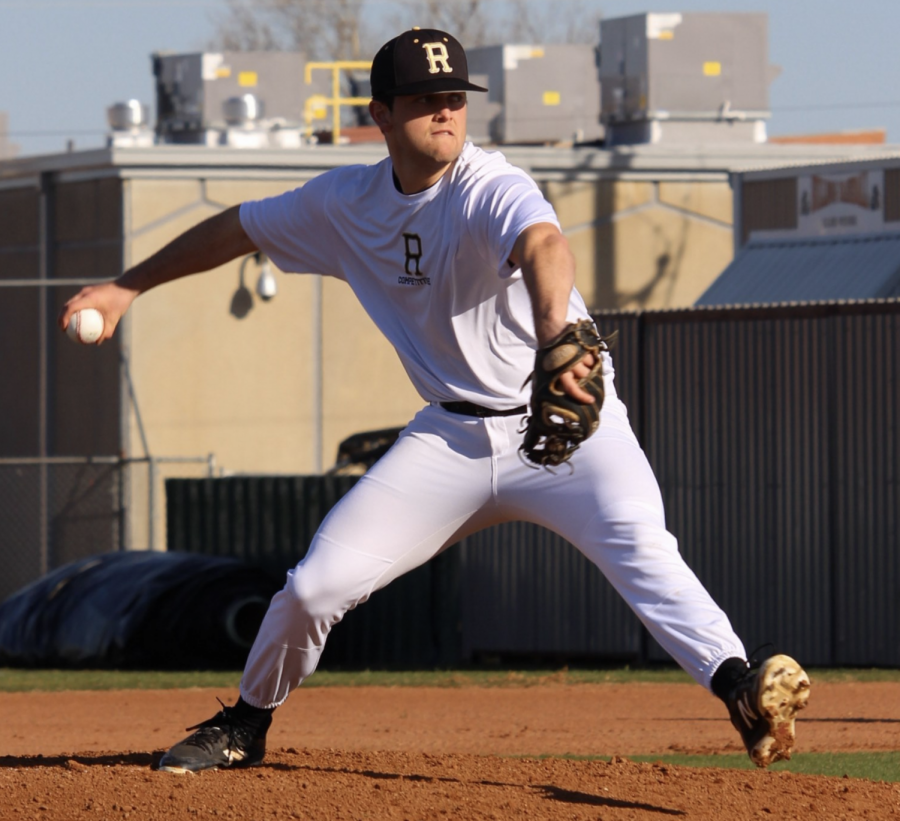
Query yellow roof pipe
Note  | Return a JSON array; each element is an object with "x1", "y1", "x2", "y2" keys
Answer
[{"x1": 304, "y1": 61, "x2": 372, "y2": 143}]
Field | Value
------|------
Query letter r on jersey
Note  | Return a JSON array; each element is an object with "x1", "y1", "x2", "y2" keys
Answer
[
  {"x1": 422, "y1": 43, "x2": 453, "y2": 74},
  {"x1": 403, "y1": 233, "x2": 424, "y2": 275}
]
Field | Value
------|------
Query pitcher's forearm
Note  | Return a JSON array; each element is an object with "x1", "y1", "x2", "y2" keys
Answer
[
  {"x1": 118, "y1": 205, "x2": 258, "y2": 295},
  {"x1": 513, "y1": 223, "x2": 577, "y2": 345},
  {"x1": 59, "y1": 205, "x2": 259, "y2": 342}
]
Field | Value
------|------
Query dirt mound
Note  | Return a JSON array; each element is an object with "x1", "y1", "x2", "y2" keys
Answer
[
  {"x1": 1, "y1": 681, "x2": 898, "y2": 819},
  {"x1": 2, "y1": 749, "x2": 897, "y2": 820}
]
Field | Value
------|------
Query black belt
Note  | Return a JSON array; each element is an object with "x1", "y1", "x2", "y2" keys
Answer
[{"x1": 439, "y1": 401, "x2": 527, "y2": 418}]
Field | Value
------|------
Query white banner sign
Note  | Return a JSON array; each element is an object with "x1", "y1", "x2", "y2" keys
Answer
[
  {"x1": 798, "y1": 170, "x2": 886, "y2": 236},
  {"x1": 750, "y1": 169, "x2": 897, "y2": 241}
]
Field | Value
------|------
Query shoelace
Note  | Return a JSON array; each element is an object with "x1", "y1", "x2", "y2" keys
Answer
[
  {"x1": 746, "y1": 642, "x2": 777, "y2": 671},
  {"x1": 182, "y1": 699, "x2": 253, "y2": 754}
]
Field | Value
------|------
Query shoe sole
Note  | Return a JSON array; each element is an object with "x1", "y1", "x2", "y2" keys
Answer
[
  {"x1": 157, "y1": 763, "x2": 202, "y2": 775},
  {"x1": 157, "y1": 754, "x2": 265, "y2": 775},
  {"x1": 751, "y1": 654, "x2": 811, "y2": 767}
]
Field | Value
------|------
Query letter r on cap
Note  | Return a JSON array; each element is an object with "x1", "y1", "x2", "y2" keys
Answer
[{"x1": 423, "y1": 42, "x2": 452, "y2": 74}]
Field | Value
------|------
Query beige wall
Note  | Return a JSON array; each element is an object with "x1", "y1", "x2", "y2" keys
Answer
[
  {"x1": 320, "y1": 276, "x2": 423, "y2": 456},
  {"x1": 124, "y1": 176, "x2": 422, "y2": 473},
  {"x1": 0, "y1": 166, "x2": 734, "y2": 550},
  {"x1": 545, "y1": 179, "x2": 734, "y2": 311},
  {"x1": 122, "y1": 176, "x2": 423, "y2": 547},
  {"x1": 124, "y1": 175, "x2": 735, "y2": 475},
  {"x1": 120, "y1": 172, "x2": 735, "y2": 548}
]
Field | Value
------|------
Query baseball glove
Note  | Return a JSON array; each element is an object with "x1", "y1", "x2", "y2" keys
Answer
[{"x1": 519, "y1": 320, "x2": 617, "y2": 469}]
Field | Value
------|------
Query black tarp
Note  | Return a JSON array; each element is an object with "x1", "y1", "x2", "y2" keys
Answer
[{"x1": 0, "y1": 551, "x2": 280, "y2": 669}]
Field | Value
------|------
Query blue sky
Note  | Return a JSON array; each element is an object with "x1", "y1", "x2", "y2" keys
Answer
[{"x1": 2, "y1": 0, "x2": 899, "y2": 157}]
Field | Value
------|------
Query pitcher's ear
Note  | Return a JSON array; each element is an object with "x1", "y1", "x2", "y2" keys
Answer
[{"x1": 369, "y1": 99, "x2": 392, "y2": 132}]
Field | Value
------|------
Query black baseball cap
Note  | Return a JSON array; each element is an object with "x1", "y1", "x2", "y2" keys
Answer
[{"x1": 370, "y1": 28, "x2": 488, "y2": 97}]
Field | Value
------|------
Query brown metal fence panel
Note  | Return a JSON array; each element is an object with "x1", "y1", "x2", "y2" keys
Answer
[
  {"x1": 638, "y1": 311, "x2": 833, "y2": 665},
  {"x1": 161, "y1": 302, "x2": 900, "y2": 668},
  {"x1": 618, "y1": 301, "x2": 899, "y2": 667},
  {"x1": 594, "y1": 312, "x2": 643, "y2": 425},
  {"x1": 459, "y1": 522, "x2": 642, "y2": 663},
  {"x1": 165, "y1": 475, "x2": 461, "y2": 669},
  {"x1": 165, "y1": 476, "x2": 360, "y2": 583},
  {"x1": 830, "y1": 310, "x2": 900, "y2": 664}
]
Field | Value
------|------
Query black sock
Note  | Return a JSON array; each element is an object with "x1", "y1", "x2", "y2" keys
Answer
[
  {"x1": 710, "y1": 657, "x2": 749, "y2": 702},
  {"x1": 232, "y1": 697, "x2": 275, "y2": 726}
]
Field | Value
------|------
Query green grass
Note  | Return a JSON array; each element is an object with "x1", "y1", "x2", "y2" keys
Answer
[
  {"x1": 548, "y1": 752, "x2": 900, "y2": 783},
  {"x1": 3, "y1": 666, "x2": 897, "y2": 784},
  {"x1": 0, "y1": 666, "x2": 687, "y2": 692},
  {"x1": 0, "y1": 668, "x2": 244, "y2": 692},
  {"x1": 2, "y1": 665, "x2": 898, "y2": 692}
]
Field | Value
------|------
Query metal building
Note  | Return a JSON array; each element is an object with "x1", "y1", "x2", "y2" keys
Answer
[
  {"x1": 698, "y1": 155, "x2": 900, "y2": 305},
  {"x1": 599, "y1": 12, "x2": 776, "y2": 146},
  {"x1": 153, "y1": 51, "x2": 331, "y2": 147},
  {"x1": 466, "y1": 45, "x2": 603, "y2": 145}
]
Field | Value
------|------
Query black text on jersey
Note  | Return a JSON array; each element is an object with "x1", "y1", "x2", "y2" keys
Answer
[{"x1": 399, "y1": 233, "x2": 431, "y2": 287}]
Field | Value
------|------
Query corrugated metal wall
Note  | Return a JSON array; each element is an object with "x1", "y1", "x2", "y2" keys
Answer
[
  {"x1": 639, "y1": 310, "x2": 832, "y2": 664},
  {"x1": 166, "y1": 476, "x2": 359, "y2": 580},
  {"x1": 628, "y1": 301, "x2": 899, "y2": 667},
  {"x1": 165, "y1": 475, "x2": 461, "y2": 669},
  {"x1": 458, "y1": 523, "x2": 641, "y2": 662},
  {"x1": 830, "y1": 310, "x2": 900, "y2": 665},
  {"x1": 166, "y1": 301, "x2": 900, "y2": 668}
]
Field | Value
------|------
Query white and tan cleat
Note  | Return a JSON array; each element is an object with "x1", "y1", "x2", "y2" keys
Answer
[{"x1": 726, "y1": 653, "x2": 811, "y2": 768}]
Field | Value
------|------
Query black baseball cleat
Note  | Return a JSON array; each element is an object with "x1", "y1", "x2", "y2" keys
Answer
[
  {"x1": 725, "y1": 654, "x2": 811, "y2": 768},
  {"x1": 157, "y1": 702, "x2": 272, "y2": 774}
]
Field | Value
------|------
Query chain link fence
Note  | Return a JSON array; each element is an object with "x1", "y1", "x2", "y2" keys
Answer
[{"x1": 0, "y1": 455, "x2": 214, "y2": 603}]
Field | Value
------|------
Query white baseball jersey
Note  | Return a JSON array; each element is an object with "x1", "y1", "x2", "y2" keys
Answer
[{"x1": 240, "y1": 142, "x2": 593, "y2": 407}]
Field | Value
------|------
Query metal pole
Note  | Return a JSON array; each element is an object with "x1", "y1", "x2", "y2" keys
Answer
[
  {"x1": 333, "y1": 66, "x2": 341, "y2": 143},
  {"x1": 119, "y1": 349, "x2": 151, "y2": 459},
  {"x1": 313, "y1": 275, "x2": 324, "y2": 473},
  {"x1": 37, "y1": 172, "x2": 51, "y2": 576},
  {"x1": 148, "y1": 456, "x2": 156, "y2": 550},
  {"x1": 120, "y1": 177, "x2": 132, "y2": 551}
]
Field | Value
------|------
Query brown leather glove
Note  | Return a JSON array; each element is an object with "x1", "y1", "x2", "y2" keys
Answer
[{"x1": 520, "y1": 320, "x2": 617, "y2": 469}]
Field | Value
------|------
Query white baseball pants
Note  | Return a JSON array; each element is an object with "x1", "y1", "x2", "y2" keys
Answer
[{"x1": 240, "y1": 377, "x2": 746, "y2": 708}]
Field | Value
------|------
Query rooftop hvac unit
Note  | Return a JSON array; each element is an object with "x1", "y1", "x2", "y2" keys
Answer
[
  {"x1": 599, "y1": 12, "x2": 776, "y2": 145},
  {"x1": 152, "y1": 51, "x2": 330, "y2": 145},
  {"x1": 106, "y1": 100, "x2": 154, "y2": 148},
  {"x1": 466, "y1": 45, "x2": 602, "y2": 145},
  {"x1": 459, "y1": 73, "x2": 497, "y2": 145}
]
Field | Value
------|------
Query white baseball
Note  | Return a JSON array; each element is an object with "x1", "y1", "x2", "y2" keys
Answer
[{"x1": 67, "y1": 308, "x2": 105, "y2": 344}]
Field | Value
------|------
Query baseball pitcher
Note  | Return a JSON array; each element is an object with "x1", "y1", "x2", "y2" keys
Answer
[{"x1": 59, "y1": 28, "x2": 810, "y2": 773}]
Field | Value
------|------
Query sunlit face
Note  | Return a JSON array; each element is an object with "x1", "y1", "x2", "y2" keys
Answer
[{"x1": 376, "y1": 92, "x2": 468, "y2": 169}]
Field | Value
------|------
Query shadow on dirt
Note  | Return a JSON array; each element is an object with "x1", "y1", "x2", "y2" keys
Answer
[
  {"x1": 805, "y1": 717, "x2": 900, "y2": 724},
  {"x1": 275, "y1": 762, "x2": 685, "y2": 816},
  {"x1": 537, "y1": 784, "x2": 686, "y2": 815},
  {"x1": 0, "y1": 752, "x2": 157, "y2": 769}
]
